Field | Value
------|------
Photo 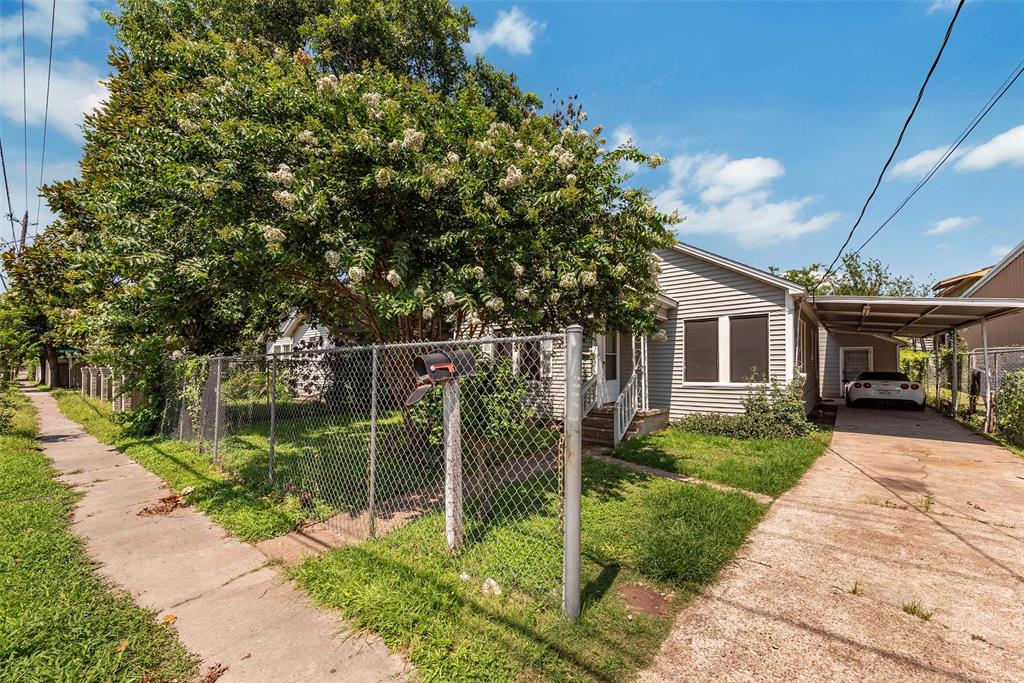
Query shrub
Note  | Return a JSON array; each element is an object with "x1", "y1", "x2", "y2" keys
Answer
[
  {"x1": 997, "y1": 369, "x2": 1024, "y2": 448},
  {"x1": 671, "y1": 376, "x2": 814, "y2": 439},
  {"x1": 900, "y1": 349, "x2": 931, "y2": 383}
]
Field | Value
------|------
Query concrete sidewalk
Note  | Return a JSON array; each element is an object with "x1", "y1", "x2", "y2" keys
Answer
[
  {"x1": 24, "y1": 385, "x2": 407, "y2": 682},
  {"x1": 639, "y1": 406, "x2": 1024, "y2": 682}
]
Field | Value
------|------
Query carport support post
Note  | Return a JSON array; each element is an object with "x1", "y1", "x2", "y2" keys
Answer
[
  {"x1": 951, "y1": 329, "x2": 959, "y2": 415},
  {"x1": 268, "y1": 356, "x2": 277, "y2": 484},
  {"x1": 981, "y1": 320, "x2": 991, "y2": 433},
  {"x1": 563, "y1": 325, "x2": 583, "y2": 620},
  {"x1": 443, "y1": 378, "x2": 463, "y2": 551},
  {"x1": 367, "y1": 346, "x2": 379, "y2": 538},
  {"x1": 933, "y1": 334, "x2": 940, "y2": 407}
]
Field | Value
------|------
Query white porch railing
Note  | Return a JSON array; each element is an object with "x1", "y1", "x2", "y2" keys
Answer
[
  {"x1": 582, "y1": 373, "x2": 599, "y2": 417},
  {"x1": 613, "y1": 367, "x2": 642, "y2": 446}
]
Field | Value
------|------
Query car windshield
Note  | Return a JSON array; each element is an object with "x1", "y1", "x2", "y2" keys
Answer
[{"x1": 855, "y1": 371, "x2": 910, "y2": 381}]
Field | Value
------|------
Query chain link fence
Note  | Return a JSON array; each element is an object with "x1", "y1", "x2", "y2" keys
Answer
[
  {"x1": 159, "y1": 332, "x2": 579, "y2": 602},
  {"x1": 922, "y1": 346, "x2": 1024, "y2": 447}
]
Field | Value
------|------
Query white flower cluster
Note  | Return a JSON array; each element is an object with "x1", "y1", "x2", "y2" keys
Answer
[
  {"x1": 498, "y1": 165, "x2": 523, "y2": 190},
  {"x1": 475, "y1": 139, "x2": 495, "y2": 155},
  {"x1": 362, "y1": 92, "x2": 385, "y2": 119},
  {"x1": 513, "y1": 140, "x2": 523, "y2": 151},
  {"x1": 487, "y1": 121, "x2": 513, "y2": 137},
  {"x1": 541, "y1": 268, "x2": 554, "y2": 280},
  {"x1": 472, "y1": 266, "x2": 485, "y2": 279},
  {"x1": 651, "y1": 328, "x2": 668, "y2": 343},
  {"x1": 422, "y1": 306, "x2": 434, "y2": 320},
  {"x1": 558, "y1": 272, "x2": 577, "y2": 288},
  {"x1": 431, "y1": 168, "x2": 453, "y2": 188},
  {"x1": 445, "y1": 152, "x2": 460, "y2": 165},
  {"x1": 549, "y1": 144, "x2": 575, "y2": 167},
  {"x1": 483, "y1": 192, "x2": 499, "y2": 210},
  {"x1": 325, "y1": 250, "x2": 341, "y2": 268},
  {"x1": 443, "y1": 291, "x2": 457, "y2": 306},
  {"x1": 267, "y1": 163, "x2": 295, "y2": 187},
  {"x1": 297, "y1": 130, "x2": 317, "y2": 146},
  {"x1": 560, "y1": 128, "x2": 574, "y2": 142},
  {"x1": 649, "y1": 154, "x2": 666, "y2": 168},
  {"x1": 178, "y1": 118, "x2": 200, "y2": 134},
  {"x1": 580, "y1": 271, "x2": 597, "y2": 287},
  {"x1": 375, "y1": 167, "x2": 395, "y2": 188},
  {"x1": 218, "y1": 82, "x2": 237, "y2": 96},
  {"x1": 316, "y1": 74, "x2": 338, "y2": 93},
  {"x1": 485, "y1": 297, "x2": 504, "y2": 312},
  {"x1": 466, "y1": 312, "x2": 481, "y2": 327},
  {"x1": 414, "y1": 285, "x2": 425, "y2": 297},
  {"x1": 272, "y1": 190, "x2": 295, "y2": 209},
  {"x1": 261, "y1": 225, "x2": 286, "y2": 243},
  {"x1": 353, "y1": 129, "x2": 378, "y2": 150},
  {"x1": 348, "y1": 266, "x2": 366, "y2": 284},
  {"x1": 513, "y1": 263, "x2": 524, "y2": 277},
  {"x1": 641, "y1": 203, "x2": 658, "y2": 220},
  {"x1": 549, "y1": 291, "x2": 561, "y2": 303},
  {"x1": 387, "y1": 270, "x2": 402, "y2": 287},
  {"x1": 402, "y1": 128, "x2": 425, "y2": 152},
  {"x1": 566, "y1": 173, "x2": 577, "y2": 186},
  {"x1": 515, "y1": 287, "x2": 531, "y2": 301},
  {"x1": 612, "y1": 263, "x2": 628, "y2": 278}
]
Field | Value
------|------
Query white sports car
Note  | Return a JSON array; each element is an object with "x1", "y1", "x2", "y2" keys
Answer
[{"x1": 845, "y1": 371, "x2": 925, "y2": 410}]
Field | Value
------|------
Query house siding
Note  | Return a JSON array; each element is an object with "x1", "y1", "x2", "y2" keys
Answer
[
  {"x1": 818, "y1": 329, "x2": 901, "y2": 398},
  {"x1": 799, "y1": 308, "x2": 820, "y2": 414},
  {"x1": 649, "y1": 248, "x2": 790, "y2": 417},
  {"x1": 961, "y1": 249, "x2": 1024, "y2": 349}
]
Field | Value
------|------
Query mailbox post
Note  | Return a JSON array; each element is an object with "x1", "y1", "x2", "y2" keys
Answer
[
  {"x1": 443, "y1": 378, "x2": 463, "y2": 550},
  {"x1": 406, "y1": 350, "x2": 476, "y2": 552}
]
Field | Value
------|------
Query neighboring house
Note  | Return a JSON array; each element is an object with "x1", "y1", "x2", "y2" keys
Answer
[
  {"x1": 265, "y1": 312, "x2": 334, "y2": 354},
  {"x1": 946, "y1": 240, "x2": 1023, "y2": 350}
]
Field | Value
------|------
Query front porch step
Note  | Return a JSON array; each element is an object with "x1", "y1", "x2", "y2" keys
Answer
[{"x1": 581, "y1": 407, "x2": 669, "y2": 447}]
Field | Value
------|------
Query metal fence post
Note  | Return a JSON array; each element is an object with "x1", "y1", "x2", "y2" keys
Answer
[
  {"x1": 563, "y1": 324, "x2": 583, "y2": 620},
  {"x1": 444, "y1": 378, "x2": 463, "y2": 551},
  {"x1": 212, "y1": 358, "x2": 222, "y2": 463},
  {"x1": 367, "y1": 346, "x2": 379, "y2": 538},
  {"x1": 951, "y1": 329, "x2": 959, "y2": 414},
  {"x1": 269, "y1": 355, "x2": 277, "y2": 484}
]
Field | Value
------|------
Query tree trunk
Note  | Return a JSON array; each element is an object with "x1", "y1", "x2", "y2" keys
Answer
[{"x1": 44, "y1": 344, "x2": 64, "y2": 389}]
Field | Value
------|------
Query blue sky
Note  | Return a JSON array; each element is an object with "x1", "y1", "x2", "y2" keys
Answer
[{"x1": 1, "y1": 0, "x2": 1021, "y2": 284}]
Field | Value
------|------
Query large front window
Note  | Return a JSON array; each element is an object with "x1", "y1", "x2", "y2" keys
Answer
[
  {"x1": 729, "y1": 315, "x2": 768, "y2": 382},
  {"x1": 684, "y1": 319, "x2": 719, "y2": 382}
]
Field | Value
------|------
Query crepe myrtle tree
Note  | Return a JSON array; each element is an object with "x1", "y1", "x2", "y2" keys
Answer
[{"x1": 77, "y1": 29, "x2": 677, "y2": 345}]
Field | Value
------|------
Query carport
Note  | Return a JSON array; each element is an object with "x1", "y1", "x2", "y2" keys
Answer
[{"x1": 812, "y1": 296, "x2": 1024, "y2": 430}]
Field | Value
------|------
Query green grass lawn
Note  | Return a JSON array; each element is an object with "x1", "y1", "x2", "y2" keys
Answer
[
  {"x1": 0, "y1": 386, "x2": 197, "y2": 681},
  {"x1": 53, "y1": 390, "x2": 308, "y2": 541},
  {"x1": 611, "y1": 427, "x2": 832, "y2": 498},
  {"x1": 292, "y1": 459, "x2": 764, "y2": 682}
]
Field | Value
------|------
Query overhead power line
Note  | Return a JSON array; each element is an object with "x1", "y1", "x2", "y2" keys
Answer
[
  {"x1": 0, "y1": 138, "x2": 17, "y2": 247},
  {"x1": 35, "y1": 0, "x2": 57, "y2": 233},
  {"x1": 813, "y1": 0, "x2": 966, "y2": 292},
  {"x1": 21, "y1": 0, "x2": 29, "y2": 217},
  {"x1": 851, "y1": 59, "x2": 1024, "y2": 258}
]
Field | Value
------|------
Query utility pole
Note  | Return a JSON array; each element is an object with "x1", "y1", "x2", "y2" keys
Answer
[{"x1": 18, "y1": 211, "x2": 29, "y2": 255}]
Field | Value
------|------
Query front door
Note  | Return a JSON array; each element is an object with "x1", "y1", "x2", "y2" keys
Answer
[
  {"x1": 840, "y1": 347, "x2": 872, "y2": 396},
  {"x1": 602, "y1": 333, "x2": 619, "y2": 402}
]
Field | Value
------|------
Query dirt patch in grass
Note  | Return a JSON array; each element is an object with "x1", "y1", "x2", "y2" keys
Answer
[
  {"x1": 618, "y1": 584, "x2": 672, "y2": 616},
  {"x1": 138, "y1": 494, "x2": 187, "y2": 516}
]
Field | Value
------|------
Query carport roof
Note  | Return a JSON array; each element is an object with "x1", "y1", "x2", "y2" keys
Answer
[{"x1": 812, "y1": 296, "x2": 1024, "y2": 338}]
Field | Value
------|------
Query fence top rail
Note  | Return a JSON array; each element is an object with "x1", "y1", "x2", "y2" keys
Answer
[{"x1": 207, "y1": 331, "x2": 568, "y2": 362}]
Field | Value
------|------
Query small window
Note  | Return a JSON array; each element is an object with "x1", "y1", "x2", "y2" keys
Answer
[
  {"x1": 730, "y1": 315, "x2": 768, "y2": 382},
  {"x1": 518, "y1": 341, "x2": 542, "y2": 381},
  {"x1": 684, "y1": 319, "x2": 718, "y2": 382},
  {"x1": 604, "y1": 335, "x2": 618, "y2": 381}
]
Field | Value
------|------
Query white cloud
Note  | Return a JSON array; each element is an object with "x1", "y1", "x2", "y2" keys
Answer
[
  {"x1": 0, "y1": 0, "x2": 96, "y2": 43},
  {"x1": 653, "y1": 153, "x2": 840, "y2": 248},
  {"x1": 890, "y1": 125, "x2": 1024, "y2": 180},
  {"x1": 0, "y1": 48, "x2": 107, "y2": 140},
  {"x1": 927, "y1": 0, "x2": 960, "y2": 14},
  {"x1": 991, "y1": 245, "x2": 1011, "y2": 259},
  {"x1": 954, "y1": 125, "x2": 1024, "y2": 172},
  {"x1": 612, "y1": 124, "x2": 642, "y2": 174},
  {"x1": 924, "y1": 215, "x2": 980, "y2": 236},
  {"x1": 467, "y1": 7, "x2": 543, "y2": 56}
]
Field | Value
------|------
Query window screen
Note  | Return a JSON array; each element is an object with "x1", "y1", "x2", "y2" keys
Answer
[
  {"x1": 684, "y1": 319, "x2": 718, "y2": 382},
  {"x1": 730, "y1": 315, "x2": 768, "y2": 382}
]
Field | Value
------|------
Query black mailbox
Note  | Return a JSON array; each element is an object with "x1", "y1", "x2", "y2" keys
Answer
[{"x1": 406, "y1": 350, "x2": 476, "y2": 405}]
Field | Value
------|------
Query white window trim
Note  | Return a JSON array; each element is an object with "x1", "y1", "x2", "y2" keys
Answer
[{"x1": 838, "y1": 346, "x2": 874, "y2": 397}]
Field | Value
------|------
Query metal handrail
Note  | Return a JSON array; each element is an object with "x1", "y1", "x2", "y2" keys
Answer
[
  {"x1": 612, "y1": 367, "x2": 642, "y2": 446},
  {"x1": 582, "y1": 373, "x2": 599, "y2": 416}
]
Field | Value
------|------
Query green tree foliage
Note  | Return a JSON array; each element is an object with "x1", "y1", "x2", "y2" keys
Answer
[
  {"x1": 772, "y1": 253, "x2": 933, "y2": 297},
  {"x1": 45, "y1": 0, "x2": 675, "y2": 364}
]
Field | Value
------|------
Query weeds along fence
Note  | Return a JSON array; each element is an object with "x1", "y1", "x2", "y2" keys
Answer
[
  {"x1": 921, "y1": 346, "x2": 1024, "y2": 447},
  {"x1": 159, "y1": 330, "x2": 585, "y2": 615}
]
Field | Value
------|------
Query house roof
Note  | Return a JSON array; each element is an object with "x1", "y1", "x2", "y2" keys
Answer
[
  {"x1": 961, "y1": 239, "x2": 1024, "y2": 297},
  {"x1": 932, "y1": 266, "x2": 992, "y2": 297},
  {"x1": 669, "y1": 242, "x2": 805, "y2": 294},
  {"x1": 813, "y1": 296, "x2": 1024, "y2": 338}
]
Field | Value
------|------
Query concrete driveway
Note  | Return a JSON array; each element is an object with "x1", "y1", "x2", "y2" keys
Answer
[{"x1": 640, "y1": 406, "x2": 1024, "y2": 682}]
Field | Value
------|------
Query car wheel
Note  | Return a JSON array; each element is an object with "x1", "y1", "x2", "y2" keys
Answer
[{"x1": 913, "y1": 401, "x2": 925, "y2": 411}]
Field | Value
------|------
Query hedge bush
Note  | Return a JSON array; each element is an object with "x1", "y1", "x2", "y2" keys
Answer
[
  {"x1": 671, "y1": 376, "x2": 814, "y2": 439},
  {"x1": 998, "y1": 369, "x2": 1024, "y2": 448}
]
